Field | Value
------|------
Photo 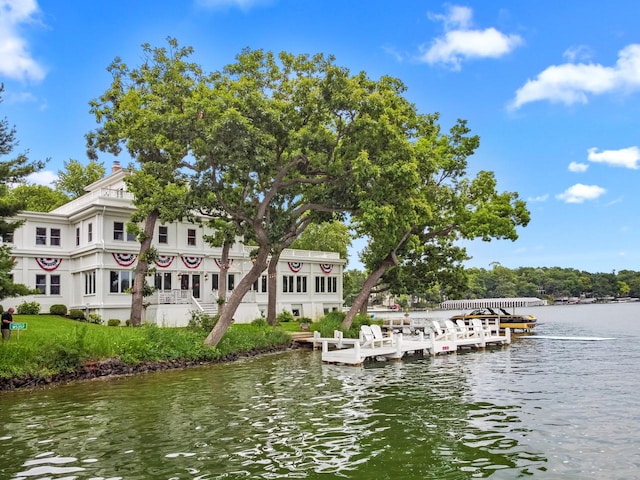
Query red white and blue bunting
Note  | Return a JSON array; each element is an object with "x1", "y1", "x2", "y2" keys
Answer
[
  {"x1": 112, "y1": 253, "x2": 137, "y2": 267},
  {"x1": 214, "y1": 258, "x2": 234, "y2": 270},
  {"x1": 319, "y1": 263, "x2": 334, "y2": 274},
  {"x1": 288, "y1": 261, "x2": 303, "y2": 273},
  {"x1": 155, "y1": 255, "x2": 174, "y2": 268},
  {"x1": 36, "y1": 258, "x2": 62, "y2": 271},
  {"x1": 181, "y1": 256, "x2": 203, "y2": 269}
]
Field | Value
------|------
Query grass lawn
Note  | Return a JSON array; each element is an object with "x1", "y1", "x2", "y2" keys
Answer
[{"x1": 0, "y1": 314, "x2": 294, "y2": 380}]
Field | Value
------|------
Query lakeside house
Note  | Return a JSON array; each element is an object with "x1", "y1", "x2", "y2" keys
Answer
[{"x1": 5, "y1": 163, "x2": 345, "y2": 326}]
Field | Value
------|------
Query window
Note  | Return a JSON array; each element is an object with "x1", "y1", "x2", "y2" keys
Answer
[
  {"x1": 315, "y1": 276, "x2": 325, "y2": 293},
  {"x1": 36, "y1": 274, "x2": 46, "y2": 294},
  {"x1": 296, "y1": 276, "x2": 307, "y2": 293},
  {"x1": 110, "y1": 270, "x2": 132, "y2": 293},
  {"x1": 85, "y1": 271, "x2": 96, "y2": 295},
  {"x1": 284, "y1": 275, "x2": 307, "y2": 293},
  {"x1": 88, "y1": 223, "x2": 93, "y2": 242},
  {"x1": 114, "y1": 222, "x2": 135, "y2": 241},
  {"x1": 228, "y1": 274, "x2": 235, "y2": 290},
  {"x1": 158, "y1": 226, "x2": 168, "y2": 244},
  {"x1": 328, "y1": 276, "x2": 337, "y2": 293},
  {"x1": 3, "y1": 232, "x2": 13, "y2": 243},
  {"x1": 76, "y1": 227, "x2": 80, "y2": 246},
  {"x1": 154, "y1": 272, "x2": 172, "y2": 291},
  {"x1": 50, "y1": 275, "x2": 60, "y2": 295},
  {"x1": 187, "y1": 229, "x2": 196, "y2": 246},
  {"x1": 36, "y1": 227, "x2": 47, "y2": 245},
  {"x1": 211, "y1": 273, "x2": 219, "y2": 290},
  {"x1": 114, "y1": 222, "x2": 124, "y2": 241},
  {"x1": 50, "y1": 228, "x2": 61, "y2": 246},
  {"x1": 252, "y1": 275, "x2": 268, "y2": 293}
]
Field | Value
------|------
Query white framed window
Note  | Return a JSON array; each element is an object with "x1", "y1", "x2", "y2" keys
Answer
[
  {"x1": 35, "y1": 274, "x2": 46, "y2": 293},
  {"x1": 36, "y1": 227, "x2": 47, "y2": 245},
  {"x1": 50, "y1": 228, "x2": 61, "y2": 246},
  {"x1": 315, "y1": 276, "x2": 325, "y2": 293},
  {"x1": 327, "y1": 276, "x2": 337, "y2": 293},
  {"x1": 50, "y1": 274, "x2": 60, "y2": 295},
  {"x1": 187, "y1": 228, "x2": 196, "y2": 246},
  {"x1": 283, "y1": 275, "x2": 307, "y2": 293},
  {"x1": 76, "y1": 227, "x2": 80, "y2": 246},
  {"x1": 110, "y1": 270, "x2": 132, "y2": 293},
  {"x1": 154, "y1": 272, "x2": 172, "y2": 291},
  {"x1": 88, "y1": 223, "x2": 93, "y2": 242},
  {"x1": 85, "y1": 271, "x2": 96, "y2": 295},
  {"x1": 158, "y1": 225, "x2": 168, "y2": 244}
]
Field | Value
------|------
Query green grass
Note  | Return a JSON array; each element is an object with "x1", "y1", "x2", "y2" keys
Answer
[{"x1": 0, "y1": 314, "x2": 294, "y2": 380}]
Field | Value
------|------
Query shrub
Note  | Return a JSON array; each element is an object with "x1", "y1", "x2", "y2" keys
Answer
[
  {"x1": 188, "y1": 311, "x2": 218, "y2": 332},
  {"x1": 251, "y1": 318, "x2": 268, "y2": 328},
  {"x1": 50, "y1": 304, "x2": 68, "y2": 316},
  {"x1": 276, "y1": 310, "x2": 295, "y2": 323},
  {"x1": 107, "y1": 319, "x2": 121, "y2": 327},
  {"x1": 87, "y1": 313, "x2": 103, "y2": 325},
  {"x1": 17, "y1": 301, "x2": 40, "y2": 315},
  {"x1": 68, "y1": 309, "x2": 86, "y2": 321}
]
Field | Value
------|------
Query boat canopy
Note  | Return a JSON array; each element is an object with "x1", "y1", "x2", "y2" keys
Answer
[{"x1": 440, "y1": 297, "x2": 546, "y2": 310}]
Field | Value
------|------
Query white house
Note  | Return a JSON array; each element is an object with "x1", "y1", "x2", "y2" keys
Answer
[{"x1": 5, "y1": 164, "x2": 345, "y2": 326}]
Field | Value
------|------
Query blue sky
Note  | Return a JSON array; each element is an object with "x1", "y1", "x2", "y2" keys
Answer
[{"x1": 2, "y1": 0, "x2": 640, "y2": 274}]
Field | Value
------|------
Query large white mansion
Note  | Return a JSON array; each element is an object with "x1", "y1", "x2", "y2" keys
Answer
[{"x1": 6, "y1": 164, "x2": 345, "y2": 326}]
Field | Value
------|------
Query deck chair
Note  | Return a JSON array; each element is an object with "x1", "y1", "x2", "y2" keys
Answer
[
  {"x1": 431, "y1": 320, "x2": 451, "y2": 340},
  {"x1": 370, "y1": 324, "x2": 394, "y2": 346},
  {"x1": 445, "y1": 319, "x2": 469, "y2": 338},
  {"x1": 455, "y1": 319, "x2": 475, "y2": 338},
  {"x1": 361, "y1": 325, "x2": 390, "y2": 348}
]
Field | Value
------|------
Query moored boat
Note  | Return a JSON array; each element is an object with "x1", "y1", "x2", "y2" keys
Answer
[{"x1": 450, "y1": 307, "x2": 536, "y2": 331}]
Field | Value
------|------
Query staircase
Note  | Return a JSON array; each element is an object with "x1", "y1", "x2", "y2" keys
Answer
[{"x1": 199, "y1": 303, "x2": 219, "y2": 316}]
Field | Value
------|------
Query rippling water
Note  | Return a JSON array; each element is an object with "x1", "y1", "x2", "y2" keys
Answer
[{"x1": 1, "y1": 303, "x2": 639, "y2": 479}]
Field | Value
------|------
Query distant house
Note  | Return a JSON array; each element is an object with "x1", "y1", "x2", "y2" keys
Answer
[{"x1": 5, "y1": 164, "x2": 345, "y2": 326}]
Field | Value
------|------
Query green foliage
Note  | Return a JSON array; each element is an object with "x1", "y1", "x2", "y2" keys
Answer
[
  {"x1": 50, "y1": 304, "x2": 67, "y2": 316},
  {"x1": 0, "y1": 315, "x2": 293, "y2": 380},
  {"x1": 68, "y1": 309, "x2": 86, "y2": 321},
  {"x1": 87, "y1": 313, "x2": 103, "y2": 325},
  {"x1": 276, "y1": 310, "x2": 295, "y2": 323},
  {"x1": 17, "y1": 301, "x2": 40, "y2": 315},
  {"x1": 188, "y1": 311, "x2": 219, "y2": 332},
  {"x1": 9, "y1": 184, "x2": 69, "y2": 212},
  {"x1": 107, "y1": 319, "x2": 121, "y2": 327},
  {"x1": 290, "y1": 221, "x2": 351, "y2": 261},
  {"x1": 54, "y1": 159, "x2": 105, "y2": 199},
  {"x1": 251, "y1": 318, "x2": 268, "y2": 328}
]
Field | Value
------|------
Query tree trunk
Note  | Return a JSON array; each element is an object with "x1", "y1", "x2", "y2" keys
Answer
[
  {"x1": 217, "y1": 241, "x2": 231, "y2": 316},
  {"x1": 130, "y1": 209, "x2": 159, "y2": 326},
  {"x1": 204, "y1": 247, "x2": 269, "y2": 346},
  {"x1": 341, "y1": 258, "x2": 393, "y2": 330},
  {"x1": 266, "y1": 251, "x2": 281, "y2": 325}
]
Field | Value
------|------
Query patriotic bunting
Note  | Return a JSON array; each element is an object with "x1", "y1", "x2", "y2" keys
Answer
[
  {"x1": 288, "y1": 261, "x2": 303, "y2": 273},
  {"x1": 181, "y1": 256, "x2": 203, "y2": 269},
  {"x1": 214, "y1": 258, "x2": 234, "y2": 270},
  {"x1": 319, "y1": 263, "x2": 333, "y2": 274},
  {"x1": 155, "y1": 255, "x2": 174, "y2": 268},
  {"x1": 112, "y1": 253, "x2": 137, "y2": 267},
  {"x1": 36, "y1": 258, "x2": 62, "y2": 271}
]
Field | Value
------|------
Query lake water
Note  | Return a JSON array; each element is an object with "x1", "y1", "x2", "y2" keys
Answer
[{"x1": 1, "y1": 303, "x2": 639, "y2": 479}]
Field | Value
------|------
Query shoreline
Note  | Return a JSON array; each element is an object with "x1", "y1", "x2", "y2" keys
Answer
[{"x1": 0, "y1": 343, "x2": 299, "y2": 392}]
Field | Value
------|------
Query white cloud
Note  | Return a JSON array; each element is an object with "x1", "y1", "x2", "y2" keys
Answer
[
  {"x1": 420, "y1": 5, "x2": 522, "y2": 70},
  {"x1": 587, "y1": 146, "x2": 640, "y2": 169},
  {"x1": 568, "y1": 161, "x2": 589, "y2": 172},
  {"x1": 563, "y1": 45, "x2": 593, "y2": 63},
  {"x1": 510, "y1": 44, "x2": 640, "y2": 109},
  {"x1": 0, "y1": 0, "x2": 45, "y2": 82},
  {"x1": 26, "y1": 170, "x2": 57, "y2": 186},
  {"x1": 527, "y1": 194, "x2": 549, "y2": 202},
  {"x1": 556, "y1": 184, "x2": 606, "y2": 204}
]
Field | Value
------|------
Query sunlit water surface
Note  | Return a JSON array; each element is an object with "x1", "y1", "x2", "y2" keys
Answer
[{"x1": 1, "y1": 303, "x2": 639, "y2": 479}]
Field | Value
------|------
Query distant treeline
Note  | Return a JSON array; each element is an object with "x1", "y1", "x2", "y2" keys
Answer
[{"x1": 462, "y1": 265, "x2": 639, "y2": 301}]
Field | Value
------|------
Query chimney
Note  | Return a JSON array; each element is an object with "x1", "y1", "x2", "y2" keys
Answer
[{"x1": 112, "y1": 161, "x2": 121, "y2": 173}]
